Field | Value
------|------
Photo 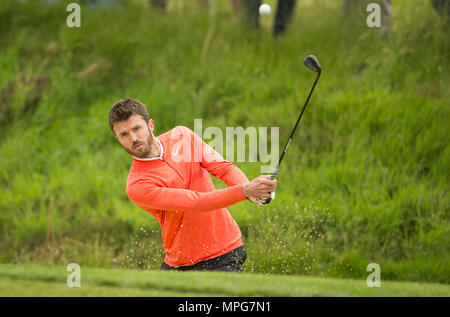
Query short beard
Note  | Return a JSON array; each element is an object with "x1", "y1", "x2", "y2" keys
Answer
[{"x1": 124, "y1": 127, "x2": 153, "y2": 158}]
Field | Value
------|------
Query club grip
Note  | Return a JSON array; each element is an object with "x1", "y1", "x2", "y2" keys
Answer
[
  {"x1": 269, "y1": 164, "x2": 279, "y2": 180},
  {"x1": 264, "y1": 170, "x2": 277, "y2": 204}
]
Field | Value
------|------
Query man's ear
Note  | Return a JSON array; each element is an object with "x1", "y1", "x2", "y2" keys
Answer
[{"x1": 148, "y1": 119, "x2": 154, "y2": 132}]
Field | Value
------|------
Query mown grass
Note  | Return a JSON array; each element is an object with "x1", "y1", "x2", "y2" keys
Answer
[
  {"x1": 0, "y1": 0, "x2": 449, "y2": 284},
  {"x1": 0, "y1": 264, "x2": 449, "y2": 297}
]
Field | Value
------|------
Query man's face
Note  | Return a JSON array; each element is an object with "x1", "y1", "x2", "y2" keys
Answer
[{"x1": 113, "y1": 115, "x2": 155, "y2": 158}]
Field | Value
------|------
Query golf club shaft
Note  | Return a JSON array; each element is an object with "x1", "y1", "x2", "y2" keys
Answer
[{"x1": 269, "y1": 72, "x2": 321, "y2": 180}]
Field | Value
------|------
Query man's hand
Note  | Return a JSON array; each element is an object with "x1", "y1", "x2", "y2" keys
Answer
[
  {"x1": 242, "y1": 175, "x2": 277, "y2": 207},
  {"x1": 249, "y1": 196, "x2": 266, "y2": 207},
  {"x1": 249, "y1": 192, "x2": 276, "y2": 207}
]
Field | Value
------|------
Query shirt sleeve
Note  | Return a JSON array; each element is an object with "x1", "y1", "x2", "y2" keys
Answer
[
  {"x1": 126, "y1": 179, "x2": 247, "y2": 213},
  {"x1": 186, "y1": 127, "x2": 250, "y2": 187}
]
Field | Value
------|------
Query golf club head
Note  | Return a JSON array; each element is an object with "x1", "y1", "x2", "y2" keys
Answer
[{"x1": 304, "y1": 55, "x2": 321, "y2": 73}]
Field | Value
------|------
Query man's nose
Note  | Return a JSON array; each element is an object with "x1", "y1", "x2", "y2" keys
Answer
[{"x1": 129, "y1": 132, "x2": 139, "y2": 143}]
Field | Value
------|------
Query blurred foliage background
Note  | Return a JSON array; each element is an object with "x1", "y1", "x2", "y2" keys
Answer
[{"x1": 0, "y1": 0, "x2": 448, "y2": 283}]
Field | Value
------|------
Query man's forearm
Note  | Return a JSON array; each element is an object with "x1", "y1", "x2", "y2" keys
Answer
[
  {"x1": 128, "y1": 182, "x2": 248, "y2": 213},
  {"x1": 204, "y1": 160, "x2": 250, "y2": 187},
  {"x1": 218, "y1": 163, "x2": 250, "y2": 187}
]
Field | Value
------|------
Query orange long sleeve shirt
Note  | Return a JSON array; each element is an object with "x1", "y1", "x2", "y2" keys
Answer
[{"x1": 126, "y1": 126, "x2": 250, "y2": 267}]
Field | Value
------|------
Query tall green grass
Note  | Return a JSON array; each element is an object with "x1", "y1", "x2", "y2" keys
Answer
[{"x1": 0, "y1": 0, "x2": 448, "y2": 283}]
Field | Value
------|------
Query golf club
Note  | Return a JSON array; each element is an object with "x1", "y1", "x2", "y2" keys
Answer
[{"x1": 264, "y1": 55, "x2": 322, "y2": 204}]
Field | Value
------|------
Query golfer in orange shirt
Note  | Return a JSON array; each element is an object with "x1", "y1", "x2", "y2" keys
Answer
[{"x1": 108, "y1": 98, "x2": 277, "y2": 272}]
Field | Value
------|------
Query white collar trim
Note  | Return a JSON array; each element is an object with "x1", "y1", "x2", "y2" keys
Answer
[{"x1": 133, "y1": 138, "x2": 164, "y2": 161}]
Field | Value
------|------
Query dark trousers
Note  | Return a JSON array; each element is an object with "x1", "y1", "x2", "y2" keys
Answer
[
  {"x1": 244, "y1": 0, "x2": 297, "y2": 36},
  {"x1": 160, "y1": 245, "x2": 247, "y2": 272},
  {"x1": 274, "y1": 0, "x2": 296, "y2": 36}
]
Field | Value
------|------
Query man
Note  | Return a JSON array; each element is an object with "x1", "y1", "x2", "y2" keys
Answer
[
  {"x1": 108, "y1": 98, "x2": 277, "y2": 272},
  {"x1": 240, "y1": 0, "x2": 297, "y2": 37}
]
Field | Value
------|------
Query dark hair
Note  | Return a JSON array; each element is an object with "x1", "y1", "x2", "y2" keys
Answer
[{"x1": 108, "y1": 98, "x2": 149, "y2": 133}]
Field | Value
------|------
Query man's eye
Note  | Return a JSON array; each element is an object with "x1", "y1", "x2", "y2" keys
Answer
[{"x1": 134, "y1": 127, "x2": 140, "y2": 131}]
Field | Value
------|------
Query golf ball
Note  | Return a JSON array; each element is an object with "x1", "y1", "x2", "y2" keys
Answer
[{"x1": 259, "y1": 4, "x2": 271, "y2": 15}]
